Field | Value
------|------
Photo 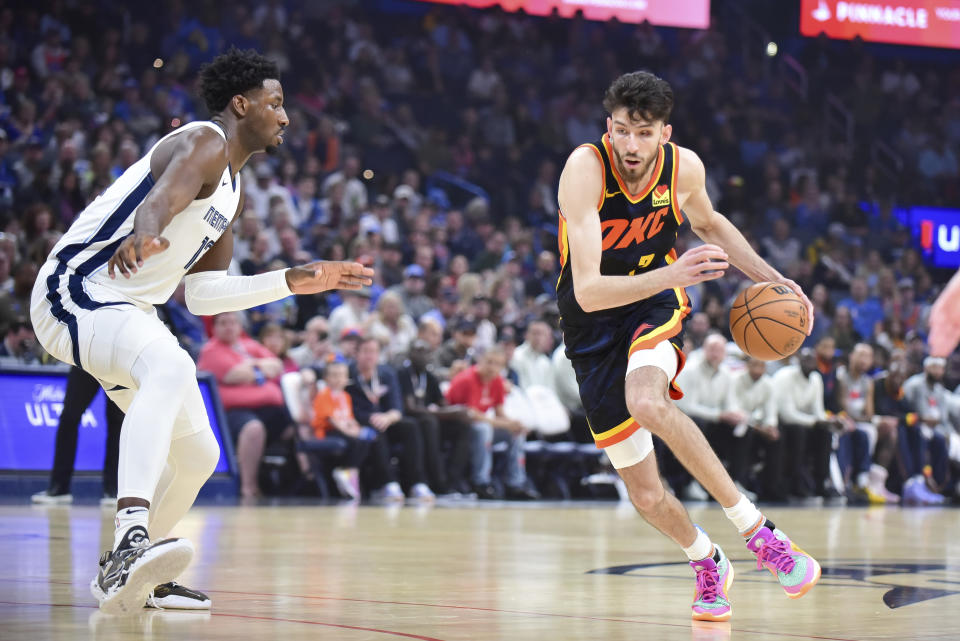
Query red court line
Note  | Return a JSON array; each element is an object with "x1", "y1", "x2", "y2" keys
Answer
[
  {"x1": 0, "y1": 579, "x2": 862, "y2": 641},
  {"x1": 0, "y1": 600, "x2": 448, "y2": 641},
  {"x1": 208, "y1": 588, "x2": 862, "y2": 641}
]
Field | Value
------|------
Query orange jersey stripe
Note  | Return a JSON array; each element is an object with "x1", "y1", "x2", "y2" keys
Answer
[
  {"x1": 593, "y1": 417, "x2": 642, "y2": 448},
  {"x1": 628, "y1": 316, "x2": 684, "y2": 355},
  {"x1": 670, "y1": 143, "x2": 683, "y2": 225},
  {"x1": 557, "y1": 211, "x2": 569, "y2": 268},
  {"x1": 576, "y1": 143, "x2": 606, "y2": 210}
]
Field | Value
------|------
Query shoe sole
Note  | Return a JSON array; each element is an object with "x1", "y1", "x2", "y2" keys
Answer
[
  {"x1": 145, "y1": 596, "x2": 212, "y2": 610},
  {"x1": 692, "y1": 561, "x2": 735, "y2": 622},
  {"x1": 97, "y1": 539, "x2": 194, "y2": 616}
]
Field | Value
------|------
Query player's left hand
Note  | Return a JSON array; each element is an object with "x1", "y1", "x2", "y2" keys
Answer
[
  {"x1": 775, "y1": 277, "x2": 814, "y2": 336},
  {"x1": 285, "y1": 261, "x2": 374, "y2": 295}
]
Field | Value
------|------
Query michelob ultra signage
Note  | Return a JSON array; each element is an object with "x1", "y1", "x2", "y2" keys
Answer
[
  {"x1": 911, "y1": 207, "x2": 960, "y2": 268},
  {"x1": 801, "y1": 0, "x2": 960, "y2": 49}
]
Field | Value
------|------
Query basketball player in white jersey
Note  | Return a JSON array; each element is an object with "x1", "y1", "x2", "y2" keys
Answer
[{"x1": 30, "y1": 49, "x2": 373, "y2": 615}]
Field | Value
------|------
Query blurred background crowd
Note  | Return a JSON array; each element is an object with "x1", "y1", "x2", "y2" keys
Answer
[{"x1": 4, "y1": 0, "x2": 960, "y2": 505}]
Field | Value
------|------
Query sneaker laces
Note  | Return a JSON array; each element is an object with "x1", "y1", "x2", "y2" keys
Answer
[
  {"x1": 694, "y1": 565, "x2": 721, "y2": 603},
  {"x1": 755, "y1": 536, "x2": 796, "y2": 574}
]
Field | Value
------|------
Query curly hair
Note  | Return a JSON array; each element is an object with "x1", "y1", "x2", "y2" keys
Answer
[
  {"x1": 602, "y1": 71, "x2": 674, "y2": 123},
  {"x1": 199, "y1": 48, "x2": 281, "y2": 114}
]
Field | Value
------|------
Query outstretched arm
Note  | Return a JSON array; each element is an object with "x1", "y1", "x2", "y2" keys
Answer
[
  {"x1": 676, "y1": 146, "x2": 814, "y2": 334},
  {"x1": 558, "y1": 146, "x2": 728, "y2": 313},
  {"x1": 182, "y1": 191, "x2": 373, "y2": 316}
]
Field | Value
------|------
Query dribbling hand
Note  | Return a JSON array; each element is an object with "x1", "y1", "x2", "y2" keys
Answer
[
  {"x1": 668, "y1": 244, "x2": 729, "y2": 287},
  {"x1": 774, "y1": 277, "x2": 815, "y2": 336},
  {"x1": 286, "y1": 261, "x2": 375, "y2": 295},
  {"x1": 108, "y1": 233, "x2": 170, "y2": 279}
]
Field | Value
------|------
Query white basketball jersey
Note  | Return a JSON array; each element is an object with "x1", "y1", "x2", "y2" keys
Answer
[{"x1": 46, "y1": 121, "x2": 241, "y2": 309}]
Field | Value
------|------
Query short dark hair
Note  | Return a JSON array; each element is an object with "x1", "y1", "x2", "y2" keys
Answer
[
  {"x1": 199, "y1": 48, "x2": 280, "y2": 114},
  {"x1": 602, "y1": 71, "x2": 674, "y2": 123}
]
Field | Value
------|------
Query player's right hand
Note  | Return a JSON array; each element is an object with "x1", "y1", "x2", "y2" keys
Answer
[
  {"x1": 668, "y1": 244, "x2": 728, "y2": 287},
  {"x1": 107, "y1": 233, "x2": 170, "y2": 279}
]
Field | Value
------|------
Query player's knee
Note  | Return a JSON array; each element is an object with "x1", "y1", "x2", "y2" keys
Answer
[
  {"x1": 629, "y1": 484, "x2": 665, "y2": 514},
  {"x1": 166, "y1": 348, "x2": 197, "y2": 383},
  {"x1": 625, "y1": 393, "x2": 670, "y2": 431},
  {"x1": 196, "y1": 429, "x2": 220, "y2": 479}
]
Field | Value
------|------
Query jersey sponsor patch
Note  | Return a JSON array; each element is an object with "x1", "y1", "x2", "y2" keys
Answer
[{"x1": 651, "y1": 184, "x2": 670, "y2": 208}]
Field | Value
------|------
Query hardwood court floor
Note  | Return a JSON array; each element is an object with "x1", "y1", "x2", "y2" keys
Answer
[{"x1": 2, "y1": 501, "x2": 959, "y2": 641}]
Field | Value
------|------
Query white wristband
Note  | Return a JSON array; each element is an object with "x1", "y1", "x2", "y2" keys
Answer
[{"x1": 183, "y1": 269, "x2": 292, "y2": 316}]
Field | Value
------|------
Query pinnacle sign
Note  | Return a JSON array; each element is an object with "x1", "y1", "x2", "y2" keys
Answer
[{"x1": 801, "y1": 0, "x2": 960, "y2": 49}]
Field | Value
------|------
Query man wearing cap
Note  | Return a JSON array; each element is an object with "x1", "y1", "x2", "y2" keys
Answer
[
  {"x1": 902, "y1": 357, "x2": 957, "y2": 449},
  {"x1": 388, "y1": 265, "x2": 434, "y2": 321},
  {"x1": 392, "y1": 184, "x2": 420, "y2": 221}
]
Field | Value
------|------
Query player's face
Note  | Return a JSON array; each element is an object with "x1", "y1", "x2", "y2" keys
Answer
[
  {"x1": 247, "y1": 79, "x2": 288, "y2": 152},
  {"x1": 607, "y1": 108, "x2": 671, "y2": 185}
]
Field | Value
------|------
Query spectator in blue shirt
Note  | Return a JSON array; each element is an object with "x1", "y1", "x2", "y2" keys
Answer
[{"x1": 837, "y1": 277, "x2": 885, "y2": 341}]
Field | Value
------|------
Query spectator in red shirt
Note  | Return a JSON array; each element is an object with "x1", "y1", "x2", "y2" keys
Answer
[
  {"x1": 198, "y1": 312, "x2": 293, "y2": 498},
  {"x1": 446, "y1": 345, "x2": 539, "y2": 500}
]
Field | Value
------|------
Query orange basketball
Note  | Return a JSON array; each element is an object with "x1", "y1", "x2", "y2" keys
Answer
[{"x1": 729, "y1": 282, "x2": 807, "y2": 361}]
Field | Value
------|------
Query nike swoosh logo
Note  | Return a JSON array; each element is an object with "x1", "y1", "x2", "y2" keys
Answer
[
  {"x1": 605, "y1": 190, "x2": 620, "y2": 198},
  {"x1": 632, "y1": 323, "x2": 654, "y2": 341},
  {"x1": 222, "y1": 181, "x2": 228, "y2": 186}
]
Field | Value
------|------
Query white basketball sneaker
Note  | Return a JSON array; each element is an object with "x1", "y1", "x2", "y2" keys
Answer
[{"x1": 90, "y1": 527, "x2": 194, "y2": 615}]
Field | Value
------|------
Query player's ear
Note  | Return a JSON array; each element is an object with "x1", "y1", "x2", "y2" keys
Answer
[
  {"x1": 660, "y1": 123, "x2": 672, "y2": 144},
  {"x1": 231, "y1": 94, "x2": 249, "y2": 117},
  {"x1": 606, "y1": 116, "x2": 613, "y2": 135}
]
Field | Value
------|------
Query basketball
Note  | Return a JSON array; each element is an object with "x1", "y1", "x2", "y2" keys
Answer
[{"x1": 729, "y1": 282, "x2": 807, "y2": 361}]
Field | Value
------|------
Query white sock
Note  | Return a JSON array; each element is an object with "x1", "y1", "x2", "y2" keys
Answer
[
  {"x1": 857, "y1": 471, "x2": 870, "y2": 488},
  {"x1": 114, "y1": 506, "x2": 149, "y2": 550},
  {"x1": 723, "y1": 493, "x2": 764, "y2": 535},
  {"x1": 682, "y1": 526, "x2": 714, "y2": 562}
]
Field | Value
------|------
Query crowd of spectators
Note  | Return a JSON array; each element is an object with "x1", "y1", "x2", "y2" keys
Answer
[{"x1": 2, "y1": 0, "x2": 960, "y2": 503}]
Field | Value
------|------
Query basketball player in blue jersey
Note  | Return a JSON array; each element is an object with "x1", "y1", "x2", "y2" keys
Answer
[
  {"x1": 30, "y1": 49, "x2": 373, "y2": 615},
  {"x1": 557, "y1": 72, "x2": 820, "y2": 621}
]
